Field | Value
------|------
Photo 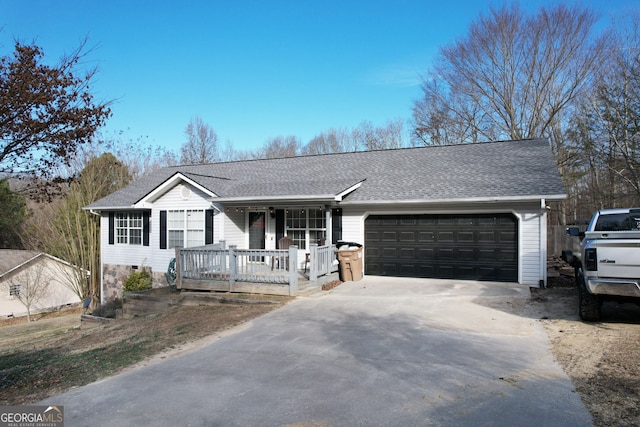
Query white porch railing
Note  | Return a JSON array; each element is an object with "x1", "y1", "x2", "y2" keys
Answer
[
  {"x1": 175, "y1": 241, "x2": 338, "y2": 296},
  {"x1": 308, "y1": 243, "x2": 338, "y2": 281}
]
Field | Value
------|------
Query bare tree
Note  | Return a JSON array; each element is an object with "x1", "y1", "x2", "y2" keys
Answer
[
  {"x1": 21, "y1": 151, "x2": 132, "y2": 304},
  {"x1": 412, "y1": 3, "x2": 607, "y2": 150},
  {"x1": 302, "y1": 120, "x2": 407, "y2": 155},
  {"x1": 257, "y1": 135, "x2": 301, "y2": 159},
  {"x1": 180, "y1": 117, "x2": 219, "y2": 164},
  {"x1": 351, "y1": 119, "x2": 407, "y2": 151},
  {"x1": 1, "y1": 262, "x2": 49, "y2": 322},
  {"x1": 218, "y1": 138, "x2": 254, "y2": 162},
  {"x1": 303, "y1": 127, "x2": 355, "y2": 155},
  {"x1": 569, "y1": 13, "x2": 640, "y2": 211},
  {"x1": 53, "y1": 153, "x2": 130, "y2": 303},
  {"x1": 87, "y1": 131, "x2": 178, "y2": 177}
]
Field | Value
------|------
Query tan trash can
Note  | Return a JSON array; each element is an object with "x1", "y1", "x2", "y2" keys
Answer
[{"x1": 337, "y1": 246, "x2": 363, "y2": 281}]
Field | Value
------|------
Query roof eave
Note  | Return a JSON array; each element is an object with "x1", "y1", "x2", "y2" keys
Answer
[
  {"x1": 210, "y1": 195, "x2": 337, "y2": 205},
  {"x1": 338, "y1": 194, "x2": 568, "y2": 205}
]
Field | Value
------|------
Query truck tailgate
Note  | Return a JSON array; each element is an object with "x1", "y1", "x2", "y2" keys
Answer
[{"x1": 593, "y1": 239, "x2": 640, "y2": 278}]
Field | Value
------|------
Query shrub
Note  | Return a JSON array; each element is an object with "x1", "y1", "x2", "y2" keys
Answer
[
  {"x1": 123, "y1": 270, "x2": 152, "y2": 293},
  {"x1": 91, "y1": 298, "x2": 122, "y2": 318}
]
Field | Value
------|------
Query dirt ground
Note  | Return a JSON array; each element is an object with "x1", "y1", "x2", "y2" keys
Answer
[
  {"x1": 0, "y1": 295, "x2": 289, "y2": 405},
  {"x1": 2, "y1": 282, "x2": 640, "y2": 426},
  {"x1": 488, "y1": 277, "x2": 640, "y2": 427}
]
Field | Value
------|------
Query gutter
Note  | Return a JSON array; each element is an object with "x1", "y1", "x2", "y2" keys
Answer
[
  {"x1": 82, "y1": 206, "x2": 137, "y2": 212},
  {"x1": 209, "y1": 195, "x2": 337, "y2": 204},
  {"x1": 337, "y1": 194, "x2": 568, "y2": 205}
]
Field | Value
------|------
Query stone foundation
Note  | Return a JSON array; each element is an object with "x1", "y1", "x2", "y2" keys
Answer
[{"x1": 102, "y1": 264, "x2": 169, "y2": 302}]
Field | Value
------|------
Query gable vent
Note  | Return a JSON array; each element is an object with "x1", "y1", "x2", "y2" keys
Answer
[{"x1": 180, "y1": 185, "x2": 192, "y2": 200}]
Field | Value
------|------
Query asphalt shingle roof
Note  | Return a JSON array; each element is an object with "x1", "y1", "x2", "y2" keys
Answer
[
  {"x1": 0, "y1": 250, "x2": 40, "y2": 276},
  {"x1": 85, "y1": 138, "x2": 566, "y2": 209}
]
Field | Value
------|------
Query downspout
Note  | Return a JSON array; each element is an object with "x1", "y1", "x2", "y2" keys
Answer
[
  {"x1": 89, "y1": 209, "x2": 105, "y2": 305},
  {"x1": 540, "y1": 199, "x2": 547, "y2": 289}
]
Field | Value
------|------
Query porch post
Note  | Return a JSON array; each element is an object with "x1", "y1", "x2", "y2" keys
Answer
[
  {"x1": 219, "y1": 240, "x2": 227, "y2": 276},
  {"x1": 174, "y1": 247, "x2": 182, "y2": 290},
  {"x1": 288, "y1": 245, "x2": 298, "y2": 295},
  {"x1": 325, "y1": 206, "x2": 331, "y2": 247},
  {"x1": 229, "y1": 245, "x2": 237, "y2": 292},
  {"x1": 310, "y1": 243, "x2": 318, "y2": 282}
]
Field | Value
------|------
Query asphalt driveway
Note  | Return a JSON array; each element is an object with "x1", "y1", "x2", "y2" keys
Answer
[{"x1": 41, "y1": 277, "x2": 591, "y2": 426}]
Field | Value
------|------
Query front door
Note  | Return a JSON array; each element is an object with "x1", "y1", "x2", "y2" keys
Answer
[{"x1": 248, "y1": 211, "x2": 266, "y2": 262}]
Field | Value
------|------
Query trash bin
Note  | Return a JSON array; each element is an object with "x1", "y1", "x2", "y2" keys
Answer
[{"x1": 337, "y1": 242, "x2": 363, "y2": 281}]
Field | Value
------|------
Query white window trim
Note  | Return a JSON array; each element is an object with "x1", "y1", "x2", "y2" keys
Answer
[
  {"x1": 285, "y1": 207, "x2": 327, "y2": 250},
  {"x1": 168, "y1": 209, "x2": 205, "y2": 249},
  {"x1": 115, "y1": 212, "x2": 143, "y2": 245}
]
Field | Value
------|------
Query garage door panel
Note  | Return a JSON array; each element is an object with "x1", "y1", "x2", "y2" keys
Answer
[
  {"x1": 381, "y1": 231, "x2": 398, "y2": 241},
  {"x1": 458, "y1": 248, "x2": 476, "y2": 260},
  {"x1": 458, "y1": 231, "x2": 475, "y2": 242},
  {"x1": 437, "y1": 217, "x2": 455, "y2": 225},
  {"x1": 438, "y1": 248, "x2": 455, "y2": 259},
  {"x1": 399, "y1": 231, "x2": 416, "y2": 242},
  {"x1": 499, "y1": 249, "x2": 517, "y2": 262},
  {"x1": 399, "y1": 248, "x2": 415, "y2": 258},
  {"x1": 365, "y1": 214, "x2": 518, "y2": 282},
  {"x1": 478, "y1": 231, "x2": 496, "y2": 242},
  {"x1": 436, "y1": 231, "x2": 455, "y2": 242},
  {"x1": 418, "y1": 231, "x2": 434, "y2": 242},
  {"x1": 417, "y1": 264, "x2": 436, "y2": 276},
  {"x1": 478, "y1": 249, "x2": 498, "y2": 261},
  {"x1": 499, "y1": 231, "x2": 516, "y2": 241},
  {"x1": 437, "y1": 265, "x2": 454, "y2": 278},
  {"x1": 417, "y1": 248, "x2": 436, "y2": 260}
]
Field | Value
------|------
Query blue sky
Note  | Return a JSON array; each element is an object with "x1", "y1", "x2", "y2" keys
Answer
[{"x1": 2, "y1": 1, "x2": 637, "y2": 153}]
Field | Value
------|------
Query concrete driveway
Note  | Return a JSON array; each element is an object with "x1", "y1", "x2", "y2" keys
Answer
[{"x1": 41, "y1": 277, "x2": 591, "y2": 426}]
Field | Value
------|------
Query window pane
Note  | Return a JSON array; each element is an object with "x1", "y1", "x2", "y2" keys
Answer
[
  {"x1": 286, "y1": 209, "x2": 306, "y2": 229},
  {"x1": 310, "y1": 230, "x2": 326, "y2": 245},
  {"x1": 185, "y1": 210, "x2": 204, "y2": 247},
  {"x1": 117, "y1": 228, "x2": 128, "y2": 244},
  {"x1": 168, "y1": 210, "x2": 184, "y2": 229},
  {"x1": 186, "y1": 230, "x2": 203, "y2": 248},
  {"x1": 130, "y1": 228, "x2": 142, "y2": 245},
  {"x1": 288, "y1": 230, "x2": 305, "y2": 250},
  {"x1": 186, "y1": 210, "x2": 204, "y2": 228},
  {"x1": 129, "y1": 212, "x2": 143, "y2": 228},
  {"x1": 309, "y1": 209, "x2": 326, "y2": 228},
  {"x1": 168, "y1": 230, "x2": 184, "y2": 248}
]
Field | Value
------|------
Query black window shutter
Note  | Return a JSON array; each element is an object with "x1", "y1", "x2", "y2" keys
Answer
[
  {"x1": 160, "y1": 210, "x2": 167, "y2": 249},
  {"x1": 108, "y1": 212, "x2": 115, "y2": 245},
  {"x1": 331, "y1": 208, "x2": 342, "y2": 244},
  {"x1": 205, "y1": 209, "x2": 214, "y2": 244},
  {"x1": 275, "y1": 209, "x2": 285, "y2": 248},
  {"x1": 143, "y1": 211, "x2": 150, "y2": 246}
]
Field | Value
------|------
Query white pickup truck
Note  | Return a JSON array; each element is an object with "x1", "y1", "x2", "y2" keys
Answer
[{"x1": 562, "y1": 208, "x2": 640, "y2": 321}]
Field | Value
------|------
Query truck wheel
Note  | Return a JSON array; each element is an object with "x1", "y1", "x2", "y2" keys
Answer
[{"x1": 577, "y1": 270, "x2": 601, "y2": 321}]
